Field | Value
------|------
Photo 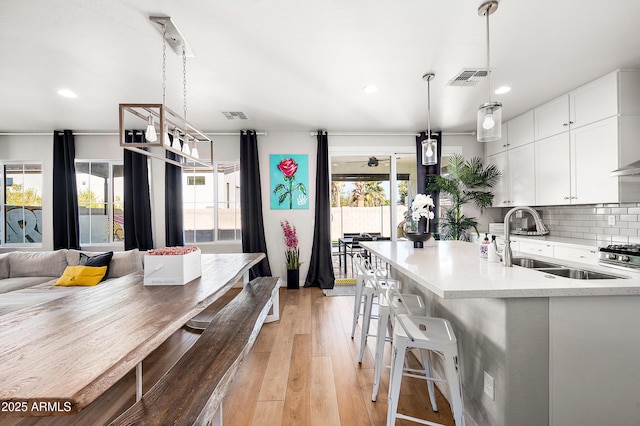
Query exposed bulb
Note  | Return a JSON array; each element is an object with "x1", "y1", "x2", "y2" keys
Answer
[
  {"x1": 145, "y1": 115, "x2": 157, "y2": 142},
  {"x1": 172, "y1": 128, "x2": 180, "y2": 149},
  {"x1": 426, "y1": 143, "x2": 433, "y2": 157},
  {"x1": 482, "y1": 113, "x2": 495, "y2": 130}
]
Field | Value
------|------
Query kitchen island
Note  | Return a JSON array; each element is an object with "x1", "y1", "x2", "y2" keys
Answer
[{"x1": 361, "y1": 240, "x2": 640, "y2": 426}]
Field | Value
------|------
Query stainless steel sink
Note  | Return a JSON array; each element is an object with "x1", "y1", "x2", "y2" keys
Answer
[
  {"x1": 511, "y1": 257, "x2": 625, "y2": 279},
  {"x1": 511, "y1": 257, "x2": 561, "y2": 269},
  {"x1": 536, "y1": 268, "x2": 623, "y2": 280}
]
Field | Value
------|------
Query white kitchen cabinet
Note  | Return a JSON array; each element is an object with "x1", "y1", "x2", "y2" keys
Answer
[
  {"x1": 534, "y1": 71, "x2": 618, "y2": 141},
  {"x1": 506, "y1": 111, "x2": 534, "y2": 149},
  {"x1": 534, "y1": 117, "x2": 619, "y2": 205},
  {"x1": 488, "y1": 151, "x2": 510, "y2": 206},
  {"x1": 535, "y1": 133, "x2": 571, "y2": 205},
  {"x1": 487, "y1": 142, "x2": 535, "y2": 207},
  {"x1": 509, "y1": 143, "x2": 536, "y2": 206},
  {"x1": 570, "y1": 71, "x2": 618, "y2": 129},
  {"x1": 570, "y1": 116, "x2": 619, "y2": 204},
  {"x1": 553, "y1": 246, "x2": 597, "y2": 266},
  {"x1": 519, "y1": 240, "x2": 554, "y2": 257},
  {"x1": 485, "y1": 123, "x2": 509, "y2": 157},
  {"x1": 534, "y1": 95, "x2": 569, "y2": 140}
]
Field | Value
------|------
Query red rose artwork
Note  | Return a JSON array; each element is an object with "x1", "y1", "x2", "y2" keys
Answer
[{"x1": 273, "y1": 157, "x2": 307, "y2": 209}]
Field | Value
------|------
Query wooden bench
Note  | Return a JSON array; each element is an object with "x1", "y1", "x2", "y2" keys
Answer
[{"x1": 109, "y1": 276, "x2": 280, "y2": 426}]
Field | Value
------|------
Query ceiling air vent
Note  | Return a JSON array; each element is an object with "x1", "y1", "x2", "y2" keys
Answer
[
  {"x1": 447, "y1": 69, "x2": 489, "y2": 87},
  {"x1": 222, "y1": 111, "x2": 248, "y2": 120}
]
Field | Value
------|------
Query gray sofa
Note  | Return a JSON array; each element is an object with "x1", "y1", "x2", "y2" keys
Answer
[{"x1": 0, "y1": 249, "x2": 143, "y2": 316}]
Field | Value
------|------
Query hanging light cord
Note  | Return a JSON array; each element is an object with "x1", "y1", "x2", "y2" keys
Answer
[
  {"x1": 486, "y1": 8, "x2": 492, "y2": 103},
  {"x1": 183, "y1": 44, "x2": 188, "y2": 125},
  {"x1": 427, "y1": 77, "x2": 432, "y2": 140},
  {"x1": 162, "y1": 24, "x2": 167, "y2": 107}
]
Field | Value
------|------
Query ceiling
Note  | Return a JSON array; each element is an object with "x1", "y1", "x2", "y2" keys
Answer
[{"x1": 2, "y1": 0, "x2": 640, "y2": 134}]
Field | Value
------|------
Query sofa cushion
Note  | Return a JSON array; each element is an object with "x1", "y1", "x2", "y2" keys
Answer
[
  {"x1": 108, "y1": 249, "x2": 142, "y2": 278},
  {"x1": 55, "y1": 266, "x2": 108, "y2": 287},
  {"x1": 0, "y1": 253, "x2": 9, "y2": 279},
  {"x1": 8, "y1": 251, "x2": 68, "y2": 278},
  {"x1": 0, "y1": 277, "x2": 56, "y2": 295},
  {"x1": 79, "y1": 252, "x2": 113, "y2": 281},
  {"x1": 67, "y1": 249, "x2": 142, "y2": 279}
]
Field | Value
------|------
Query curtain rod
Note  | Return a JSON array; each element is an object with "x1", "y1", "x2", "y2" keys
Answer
[
  {"x1": 308, "y1": 131, "x2": 475, "y2": 137},
  {"x1": 0, "y1": 131, "x2": 268, "y2": 136}
]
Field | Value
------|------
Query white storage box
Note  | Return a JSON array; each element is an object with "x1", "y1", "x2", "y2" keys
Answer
[{"x1": 144, "y1": 248, "x2": 202, "y2": 285}]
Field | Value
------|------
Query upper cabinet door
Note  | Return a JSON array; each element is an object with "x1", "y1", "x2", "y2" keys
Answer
[
  {"x1": 570, "y1": 71, "x2": 618, "y2": 129},
  {"x1": 571, "y1": 116, "x2": 619, "y2": 204},
  {"x1": 487, "y1": 151, "x2": 510, "y2": 207},
  {"x1": 485, "y1": 123, "x2": 509, "y2": 157},
  {"x1": 507, "y1": 111, "x2": 534, "y2": 149},
  {"x1": 535, "y1": 132, "x2": 571, "y2": 206},
  {"x1": 534, "y1": 95, "x2": 570, "y2": 140},
  {"x1": 509, "y1": 143, "x2": 536, "y2": 206}
]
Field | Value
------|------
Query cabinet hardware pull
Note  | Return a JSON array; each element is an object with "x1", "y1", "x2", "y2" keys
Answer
[
  {"x1": 563, "y1": 123, "x2": 569, "y2": 126},
  {"x1": 564, "y1": 196, "x2": 570, "y2": 199},
  {"x1": 569, "y1": 121, "x2": 574, "y2": 124}
]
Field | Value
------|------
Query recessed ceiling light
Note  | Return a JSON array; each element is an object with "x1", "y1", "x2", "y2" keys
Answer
[
  {"x1": 57, "y1": 89, "x2": 78, "y2": 98},
  {"x1": 495, "y1": 86, "x2": 511, "y2": 95},
  {"x1": 363, "y1": 84, "x2": 379, "y2": 94}
]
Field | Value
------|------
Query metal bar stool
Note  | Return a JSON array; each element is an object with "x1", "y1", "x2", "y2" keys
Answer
[
  {"x1": 370, "y1": 271, "x2": 437, "y2": 414},
  {"x1": 356, "y1": 261, "x2": 399, "y2": 364},
  {"x1": 386, "y1": 284, "x2": 465, "y2": 426},
  {"x1": 350, "y1": 253, "x2": 377, "y2": 340}
]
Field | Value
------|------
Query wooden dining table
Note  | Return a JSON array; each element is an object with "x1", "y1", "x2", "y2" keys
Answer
[{"x1": 0, "y1": 253, "x2": 264, "y2": 417}]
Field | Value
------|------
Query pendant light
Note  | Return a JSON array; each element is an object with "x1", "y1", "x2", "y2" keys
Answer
[
  {"x1": 477, "y1": 0, "x2": 502, "y2": 143},
  {"x1": 145, "y1": 115, "x2": 157, "y2": 142},
  {"x1": 421, "y1": 73, "x2": 437, "y2": 166}
]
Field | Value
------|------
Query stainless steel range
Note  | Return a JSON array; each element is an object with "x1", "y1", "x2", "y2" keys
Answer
[{"x1": 599, "y1": 244, "x2": 640, "y2": 269}]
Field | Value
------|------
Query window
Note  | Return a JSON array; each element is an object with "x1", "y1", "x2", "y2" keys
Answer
[
  {"x1": 76, "y1": 161, "x2": 124, "y2": 244},
  {"x1": 2, "y1": 163, "x2": 43, "y2": 244},
  {"x1": 183, "y1": 162, "x2": 240, "y2": 243}
]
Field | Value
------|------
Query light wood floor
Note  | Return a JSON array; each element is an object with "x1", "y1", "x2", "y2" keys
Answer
[
  {"x1": 0, "y1": 286, "x2": 455, "y2": 426},
  {"x1": 223, "y1": 286, "x2": 455, "y2": 426}
]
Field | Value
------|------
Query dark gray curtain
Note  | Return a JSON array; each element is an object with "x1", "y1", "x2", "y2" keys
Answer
[
  {"x1": 240, "y1": 130, "x2": 272, "y2": 278},
  {"x1": 165, "y1": 135, "x2": 184, "y2": 247},
  {"x1": 123, "y1": 130, "x2": 154, "y2": 251},
  {"x1": 416, "y1": 131, "x2": 442, "y2": 234},
  {"x1": 52, "y1": 130, "x2": 80, "y2": 249},
  {"x1": 304, "y1": 131, "x2": 335, "y2": 289}
]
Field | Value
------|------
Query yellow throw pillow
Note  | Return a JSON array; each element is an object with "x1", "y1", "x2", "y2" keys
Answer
[{"x1": 55, "y1": 265, "x2": 108, "y2": 287}]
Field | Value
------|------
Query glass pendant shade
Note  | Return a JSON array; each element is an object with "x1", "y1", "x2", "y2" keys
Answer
[
  {"x1": 145, "y1": 115, "x2": 157, "y2": 142},
  {"x1": 477, "y1": 101, "x2": 502, "y2": 142},
  {"x1": 181, "y1": 137, "x2": 191, "y2": 155},
  {"x1": 422, "y1": 138, "x2": 437, "y2": 166},
  {"x1": 190, "y1": 141, "x2": 199, "y2": 159}
]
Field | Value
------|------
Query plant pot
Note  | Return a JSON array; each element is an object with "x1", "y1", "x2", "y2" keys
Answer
[
  {"x1": 405, "y1": 232, "x2": 432, "y2": 248},
  {"x1": 286, "y1": 268, "x2": 299, "y2": 289}
]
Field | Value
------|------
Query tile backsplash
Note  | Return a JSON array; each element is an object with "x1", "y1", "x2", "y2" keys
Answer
[{"x1": 502, "y1": 203, "x2": 640, "y2": 246}]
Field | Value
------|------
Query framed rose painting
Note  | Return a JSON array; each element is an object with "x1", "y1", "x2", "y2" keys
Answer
[{"x1": 270, "y1": 154, "x2": 309, "y2": 210}]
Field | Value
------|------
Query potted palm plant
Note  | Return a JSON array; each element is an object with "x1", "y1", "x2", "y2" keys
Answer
[
  {"x1": 280, "y1": 220, "x2": 301, "y2": 289},
  {"x1": 426, "y1": 154, "x2": 501, "y2": 241}
]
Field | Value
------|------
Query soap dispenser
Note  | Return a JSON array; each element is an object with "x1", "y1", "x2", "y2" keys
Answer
[
  {"x1": 480, "y1": 233, "x2": 490, "y2": 259},
  {"x1": 488, "y1": 235, "x2": 500, "y2": 263}
]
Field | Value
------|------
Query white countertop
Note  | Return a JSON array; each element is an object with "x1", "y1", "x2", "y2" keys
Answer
[{"x1": 361, "y1": 240, "x2": 640, "y2": 299}]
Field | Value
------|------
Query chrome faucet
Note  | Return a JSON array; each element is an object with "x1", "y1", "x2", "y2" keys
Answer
[{"x1": 503, "y1": 206, "x2": 549, "y2": 267}]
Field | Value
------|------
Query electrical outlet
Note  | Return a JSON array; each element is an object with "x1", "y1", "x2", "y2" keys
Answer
[
  {"x1": 483, "y1": 371, "x2": 495, "y2": 400},
  {"x1": 608, "y1": 215, "x2": 616, "y2": 226}
]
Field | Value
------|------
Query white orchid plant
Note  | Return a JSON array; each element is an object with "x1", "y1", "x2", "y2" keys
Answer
[{"x1": 406, "y1": 193, "x2": 435, "y2": 231}]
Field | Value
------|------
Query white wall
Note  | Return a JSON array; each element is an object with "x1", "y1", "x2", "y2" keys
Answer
[{"x1": 0, "y1": 131, "x2": 501, "y2": 260}]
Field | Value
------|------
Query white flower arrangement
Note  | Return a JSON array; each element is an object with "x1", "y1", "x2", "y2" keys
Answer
[{"x1": 410, "y1": 193, "x2": 435, "y2": 222}]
